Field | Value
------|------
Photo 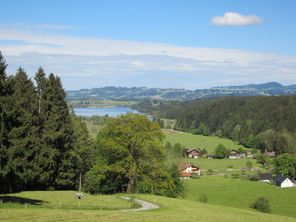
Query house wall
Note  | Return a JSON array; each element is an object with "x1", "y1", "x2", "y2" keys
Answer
[{"x1": 281, "y1": 179, "x2": 294, "y2": 188}]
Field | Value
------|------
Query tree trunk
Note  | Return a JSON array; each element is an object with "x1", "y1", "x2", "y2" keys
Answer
[{"x1": 127, "y1": 176, "x2": 134, "y2": 193}]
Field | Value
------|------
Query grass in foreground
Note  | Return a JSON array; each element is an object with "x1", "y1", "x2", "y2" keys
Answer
[
  {"x1": 164, "y1": 130, "x2": 249, "y2": 153},
  {"x1": 0, "y1": 191, "x2": 134, "y2": 210},
  {"x1": 182, "y1": 176, "x2": 296, "y2": 218},
  {"x1": 1, "y1": 192, "x2": 296, "y2": 222}
]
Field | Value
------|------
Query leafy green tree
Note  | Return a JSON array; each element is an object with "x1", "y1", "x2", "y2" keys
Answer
[
  {"x1": 198, "y1": 123, "x2": 209, "y2": 136},
  {"x1": 245, "y1": 161, "x2": 253, "y2": 171},
  {"x1": 214, "y1": 144, "x2": 228, "y2": 159},
  {"x1": 91, "y1": 113, "x2": 174, "y2": 195},
  {"x1": 71, "y1": 114, "x2": 95, "y2": 189},
  {"x1": 273, "y1": 153, "x2": 296, "y2": 178}
]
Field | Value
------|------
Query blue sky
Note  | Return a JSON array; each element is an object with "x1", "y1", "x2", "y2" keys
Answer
[{"x1": 0, "y1": 0, "x2": 296, "y2": 89}]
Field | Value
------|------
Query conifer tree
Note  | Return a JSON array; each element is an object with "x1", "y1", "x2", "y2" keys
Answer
[
  {"x1": 0, "y1": 52, "x2": 13, "y2": 193},
  {"x1": 40, "y1": 73, "x2": 77, "y2": 189},
  {"x1": 8, "y1": 68, "x2": 40, "y2": 190}
]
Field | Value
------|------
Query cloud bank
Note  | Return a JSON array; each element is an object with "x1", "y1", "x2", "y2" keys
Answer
[
  {"x1": 0, "y1": 24, "x2": 295, "y2": 90},
  {"x1": 212, "y1": 12, "x2": 262, "y2": 26}
]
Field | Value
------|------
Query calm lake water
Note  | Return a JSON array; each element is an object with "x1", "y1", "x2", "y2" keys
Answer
[{"x1": 73, "y1": 106, "x2": 140, "y2": 117}]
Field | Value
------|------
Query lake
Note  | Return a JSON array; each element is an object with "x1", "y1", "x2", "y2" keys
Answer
[{"x1": 73, "y1": 106, "x2": 140, "y2": 117}]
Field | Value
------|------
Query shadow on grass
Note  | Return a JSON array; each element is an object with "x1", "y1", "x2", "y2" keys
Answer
[{"x1": 0, "y1": 196, "x2": 45, "y2": 205}]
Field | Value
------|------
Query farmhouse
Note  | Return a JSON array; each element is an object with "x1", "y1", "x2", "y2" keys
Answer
[
  {"x1": 274, "y1": 175, "x2": 294, "y2": 188},
  {"x1": 229, "y1": 150, "x2": 242, "y2": 159},
  {"x1": 185, "y1": 148, "x2": 201, "y2": 158},
  {"x1": 259, "y1": 173, "x2": 273, "y2": 183},
  {"x1": 246, "y1": 150, "x2": 253, "y2": 158},
  {"x1": 264, "y1": 149, "x2": 276, "y2": 157},
  {"x1": 206, "y1": 154, "x2": 215, "y2": 159},
  {"x1": 180, "y1": 171, "x2": 192, "y2": 179},
  {"x1": 179, "y1": 163, "x2": 201, "y2": 177}
]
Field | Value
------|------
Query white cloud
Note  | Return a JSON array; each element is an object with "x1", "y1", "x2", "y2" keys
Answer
[
  {"x1": 212, "y1": 12, "x2": 262, "y2": 26},
  {"x1": 0, "y1": 24, "x2": 296, "y2": 89}
]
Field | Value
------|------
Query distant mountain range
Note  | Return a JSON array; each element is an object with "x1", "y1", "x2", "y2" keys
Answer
[{"x1": 66, "y1": 82, "x2": 296, "y2": 101}]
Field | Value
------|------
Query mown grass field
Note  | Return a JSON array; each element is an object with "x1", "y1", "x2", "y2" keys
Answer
[
  {"x1": 0, "y1": 191, "x2": 134, "y2": 210},
  {"x1": 182, "y1": 176, "x2": 296, "y2": 218},
  {"x1": 1, "y1": 191, "x2": 295, "y2": 222},
  {"x1": 164, "y1": 130, "x2": 249, "y2": 153}
]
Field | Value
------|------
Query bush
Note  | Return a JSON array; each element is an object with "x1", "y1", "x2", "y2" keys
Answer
[
  {"x1": 207, "y1": 169, "x2": 214, "y2": 175},
  {"x1": 250, "y1": 197, "x2": 271, "y2": 213},
  {"x1": 199, "y1": 194, "x2": 208, "y2": 203},
  {"x1": 230, "y1": 173, "x2": 240, "y2": 179},
  {"x1": 248, "y1": 174, "x2": 259, "y2": 181}
]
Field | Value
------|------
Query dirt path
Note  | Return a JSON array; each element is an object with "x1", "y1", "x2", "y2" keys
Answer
[{"x1": 120, "y1": 197, "x2": 159, "y2": 212}]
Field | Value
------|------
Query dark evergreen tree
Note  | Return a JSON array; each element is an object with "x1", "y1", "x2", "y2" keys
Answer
[
  {"x1": 0, "y1": 52, "x2": 14, "y2": 193},
  {"x1": 40, "y1": 74, "x2": 77, "y2": 189},
  {"x1": 8, "y1": 68, "x2": 40, "y2": 190}
]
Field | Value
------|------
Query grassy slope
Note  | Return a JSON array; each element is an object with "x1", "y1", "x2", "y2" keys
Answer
[
  {"x1": 0, "y1": 191, "x2": 133, "y2": 210},
  {"x1": 164, "y1": 130, "x2": 248, "y2": 153},
  {"x1": 182, "y1": 158, "x2": 260, "y2": 171},
  {"x1": 182, "y1": 176, "x2": 296, "y2": 218},
  {"x1": 1, "y1": 192, "x2": 295, "y2": 222}
]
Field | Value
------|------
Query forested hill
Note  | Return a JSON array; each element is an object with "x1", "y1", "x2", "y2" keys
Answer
[
  {"x1": 67, "y1": 82, "x2": 296, "y2": 100},
  {"x1": 173, "y1": 96, "x2": 296, "y2": 154}
]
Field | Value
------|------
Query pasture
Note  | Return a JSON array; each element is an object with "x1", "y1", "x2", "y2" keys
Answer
[
  {"x1": 182, "y1": 176, "x2": 296, "y2": 218},
  {"x1": 0, "y1": 191, "x2": 134, "y2": 210},
  {"x1": 1, "y1": 191, "x2": 295, "y2": 222},
  {"x1": 164, "y1": 130, "x2": 249, "y2": 153},
  {"x1": 182, "y1": 158, "x2": 260, "y2": 171}
]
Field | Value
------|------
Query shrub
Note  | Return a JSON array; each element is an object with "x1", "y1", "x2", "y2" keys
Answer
[
  {"x1": 250, "y1": 197, "x2": 271, "y2": 213},
  {"x1": 230, "y1": 173, "x2": 240, "y2": 179},
  {"x1": 199, "y1": 194, "x2": 208, "y2": 203},
  {"x1": 246, "y1": 161, "x2": 253, "y2": 171},
  {"x1": 207, "y1": 169, "x2": 214, "y2": 175},
  {"x1": 248, "y1": 174, "x2": 259, "y2": 181}
]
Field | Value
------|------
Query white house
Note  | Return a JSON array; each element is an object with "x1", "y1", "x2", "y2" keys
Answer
[
  {"x1": 179, "y1": 163, "x2": 201, "y2": 177},
  {"x1": 274, "y1": 175, "x2": 294, "y2": 188}
]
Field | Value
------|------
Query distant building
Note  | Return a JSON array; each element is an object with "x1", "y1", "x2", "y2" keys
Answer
[
  {"x1": 206, "y1": 154, "x2": 215, "y2": 159},
  {"x1": 229, "y1": 150, "x2": 242, "y2": 159},
  {"x1": 246, "y1": 151, "x2": 253, "y2": 158},
  {"x1": 259, "y1": 173, "x2": 273, "y2": 183},
  {"x1": 264, "y1": 149, "x2": 276, "y2": 157},
  {"x1": 179, "y1": 163, "x2": 200, "y2": 179},
  {"x1": 274, "y1": 175, "x2": 294, "y2": 188},
  {"x1": 179, "y1": 172, "x2": 192, "y2": 179},
  {"x1": 185, "y1": 148, "x2": 201, "y2": 158}
]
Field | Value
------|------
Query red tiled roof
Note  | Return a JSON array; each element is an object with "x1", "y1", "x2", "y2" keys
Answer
[
  {"x1": 180, "y1": 172, "x2": 192, "y2": 177},
  {"x1": 179, "y1": 163, "x2": 200, "y2": 171}
]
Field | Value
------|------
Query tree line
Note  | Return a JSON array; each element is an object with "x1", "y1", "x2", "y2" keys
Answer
[
  {"x1": 134, "y1": 96, "x2": 296, "y2": 154},
  {"x1": 0, "y1": 53, "x2": 94, "y2": 193}
]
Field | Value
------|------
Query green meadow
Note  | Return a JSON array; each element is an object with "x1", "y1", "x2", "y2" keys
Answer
[
  {"x1": 182, "y1": 176, "x2": 296, "y2": 218},
  {"x1": 0, "y1": 191, "x2": 134, "y2": 210},
  {"x1": 181, "y1": 158, "x2": 260, "y2": 171},
  {"x1": 1, "y1": 191, "x2": 296, "y2": 222},
  {"x1": 164, "y1": 130, "x2": 249, "y2": 153}
]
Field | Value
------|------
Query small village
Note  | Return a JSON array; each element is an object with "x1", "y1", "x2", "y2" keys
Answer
[{"x1": 180, "y1": 147, "x2": 295, "y2": 188}]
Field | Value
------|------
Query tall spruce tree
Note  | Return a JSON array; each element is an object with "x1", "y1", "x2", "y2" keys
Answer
[
  {"x1": 0, "y1": 52, "x2": 14, "y2": 193},
  {"x1": 8, "y1": 68, "x2": 40, "y2": 190},
  {"x1": 40, "y1": 73, "x2": 77, "y2": 189}
]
